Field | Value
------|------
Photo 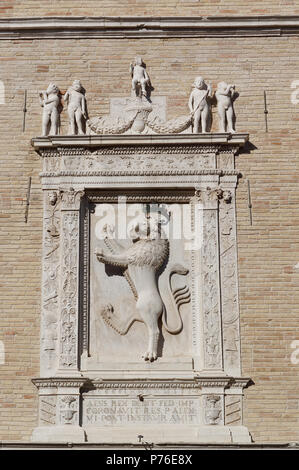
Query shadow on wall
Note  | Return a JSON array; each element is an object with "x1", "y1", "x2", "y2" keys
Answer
[
  {"x1": 0, "y1": 81, "x2": 5, "y2": 104},
  {"x1": 0, "y1": 340, "x2": 4, "y2": 365}
]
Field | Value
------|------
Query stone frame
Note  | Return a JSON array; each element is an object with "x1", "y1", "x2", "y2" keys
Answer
[{"x1": 31, "y1": 133, "x2": 252, "y2": 444}]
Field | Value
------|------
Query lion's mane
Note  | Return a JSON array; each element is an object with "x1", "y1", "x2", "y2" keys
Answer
[{"x1": 126, "y1": 238, "x2": 169, "y2": 269}]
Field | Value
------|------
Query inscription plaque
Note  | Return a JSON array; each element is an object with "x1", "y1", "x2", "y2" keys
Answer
[{"x1": 83, "y1": 397, "x2": 200, "y2": 426}]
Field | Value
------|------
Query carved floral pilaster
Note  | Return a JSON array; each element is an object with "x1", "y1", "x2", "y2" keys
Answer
[
  {"x1": 195, "y1": 187, "x2": 224, "y2": 371},
  {"x1": 219, "y1": 189, "x2": 241, "y2": 375},
  {"x1": 59, "y1": 188, "x2": 84, "y2": 370},
  {"x1": 41, "y1": 191, "x2": 61, "y2": 375}
]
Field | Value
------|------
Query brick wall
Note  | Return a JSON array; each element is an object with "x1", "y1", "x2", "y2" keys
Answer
[
  {"x1": 1, "y1": 1, "x2": 299, "y2": 17},
  {"x1": 0, "y1": 34, "x2": 299, "y2": 442}
]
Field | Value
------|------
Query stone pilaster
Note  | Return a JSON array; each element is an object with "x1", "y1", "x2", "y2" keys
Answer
[
  {"x1": 40, "y1": 190, "x2": 61, "y2": 377},
  {"x1": 58, "y1": 188, "x2": 84, "y2": 374},
  {"x1": 196, "y1": 187, "x2": 224, "y2": 373}
]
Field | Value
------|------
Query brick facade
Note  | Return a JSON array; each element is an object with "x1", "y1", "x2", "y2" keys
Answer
[
  {"x1": 0, "y1": 4, "x2": 299, "y2": 444},
  {"x1": 1, "y1": 1, "x2": 299, "y2": 17}
]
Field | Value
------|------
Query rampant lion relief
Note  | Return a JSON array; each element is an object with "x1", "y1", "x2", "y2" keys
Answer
[{"x1": 95, "y1": 218, "x2": 190, "y2": 362}]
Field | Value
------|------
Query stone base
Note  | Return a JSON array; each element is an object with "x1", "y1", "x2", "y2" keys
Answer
[
  {"x1": 31, "y1": 425, "x2": 86, "y2": 443},
  {"x1": 31, "y1": 425, "x2": 252, "y2": 444},
  {"x1": 85, "y1": 425, "x2": 252, "y2": 444}
]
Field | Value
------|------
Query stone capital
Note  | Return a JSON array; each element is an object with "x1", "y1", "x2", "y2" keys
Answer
[{"x1": 61, "y1": 188, "x2": 85, "y2": 211}]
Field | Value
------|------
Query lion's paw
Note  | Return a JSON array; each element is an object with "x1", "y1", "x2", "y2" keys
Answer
[
  {"x1": 143, "y1": 350, "x2": 158, "y2": 362},
  {"x1": 101, "y1": 303, "x2": 115, "y2": 322}
]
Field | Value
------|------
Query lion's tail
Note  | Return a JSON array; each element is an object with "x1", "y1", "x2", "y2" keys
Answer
[{"x1": 161, "y1": 265, "x2": 190, "y2": 334}]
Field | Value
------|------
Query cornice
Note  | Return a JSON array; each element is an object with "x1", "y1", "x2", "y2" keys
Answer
[
  {"x1": 31, "y1": 133, "x2": 249, "y2": 152},
  {"x1": 31, "y1": 376, "x2": 252, "y2": 389},
  {"x1": 1, "y1": 16, "x2": 299, "y2": 39},
  {"x1": 32, "y1": 377, "x2": 88, "y2": 388}
]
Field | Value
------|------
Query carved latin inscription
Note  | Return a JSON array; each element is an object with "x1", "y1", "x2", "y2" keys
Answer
[{"x1": 83, "y1": 398, "x2": 199, "y2": 426}]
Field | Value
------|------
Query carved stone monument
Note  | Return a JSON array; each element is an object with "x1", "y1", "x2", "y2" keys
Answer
[
  {"x1": 32, "y1": 61, "x2": 250, "y2": 444},
  {"x1": 87, "y1": 59, "x2": 194, "y2": 135},
  {"x1": 31, "y1": 130, "x2": 252, "y2": 444}
]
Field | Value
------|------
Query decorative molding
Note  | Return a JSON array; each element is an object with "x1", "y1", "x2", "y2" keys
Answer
[
  {"x1": 2, "y1": 17, "x2": 299, "y2": 39},
  {"x1": 45, "y1": 144, "x2": 237, "y2": 156},
  {"x1": 41, "y1": 191, "x2": 61, "y2": 373},
  {"x1": 202, "y1": 209, "x2": 222, "y2": 369},
  {"x1": 81, "y1": 199, "x2": 90, "y2": 355},
  {"x1": 32, "y1": 133, "x2": 249, "y2": 151},
  {"x1": 32, "y1": 378, "x2": 87, "y2": 388},
  {"x1": 59, "y1": 211, "x2": 80, "y2": 368},
  {"x1": 32, "y1": 376, "x2": 251, "y2": 390},
  {"x1": 40, "y1": 169, "x2": 240, "y2": 177},
  {"x1": 87, "y1": 193, "x2": 193, "y2": 203}
]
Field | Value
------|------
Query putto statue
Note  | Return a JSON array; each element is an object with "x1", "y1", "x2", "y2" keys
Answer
[
  {"x1": 215, "y1": 82, "x2": 237, "y2": 133},
  {"x1": 95, "y1": 217, "x2": 190, "y2": 362},
  {"x1": 188, "y1": 76, "x2": 213, "y2": 133},
  {"x1": 64, "y1": 80, "x2": 87, "y2": 135},
  {"x1": 130, "y1": 56, "x2": 151, "y2": 98},
  {"x1": 39, "y1": 83, "x2": 62, "y2": 136}
]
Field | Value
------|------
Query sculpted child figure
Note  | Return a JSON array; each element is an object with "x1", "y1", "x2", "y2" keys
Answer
[
  {"x1": 64, "y1": 80, "x2": 87, "y2": 135},
  {"x1": 39, "y1": 83, "x2": 62, "y2": 136},
  {"x1": 215, "y1": 81, "x2": 236, "y2": 133},
  {"x1": 188, "y1": 76, "x2": 213, "y2": 133},
  {"x1": 130, "y1": 56, "x2": 151, "y2": 98}
]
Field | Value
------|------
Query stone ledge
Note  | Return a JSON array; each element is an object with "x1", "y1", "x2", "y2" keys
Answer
[
  {"x1": 1, "y1": 16, "x2": 299, "y2": 38},
  {"x1": 1, "y1": 442, "x2": 298, "y2": 449},
  {"x1": 32, "y1": 133, "x2": 249, "y2": 151},
  {"x1": 31, "y1": 376, "x2": 252, "y2": 389}
]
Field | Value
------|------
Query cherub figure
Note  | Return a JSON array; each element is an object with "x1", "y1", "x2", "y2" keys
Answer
[
  {"x1": 64, "y1": 80, "x2": 87, "y2": 135},
  {"x1": 188, "y1": 76, "x2": 213, "y2": 133},
  {"x1": 39, "y1": 83, "x2": 62, "y2": 136},
  {"x1": 130, "y1": 57, "x2": 151, "y2": 98},
  {"x1": 215, "y1": 82, "x2": 237, "y2": 133}
]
